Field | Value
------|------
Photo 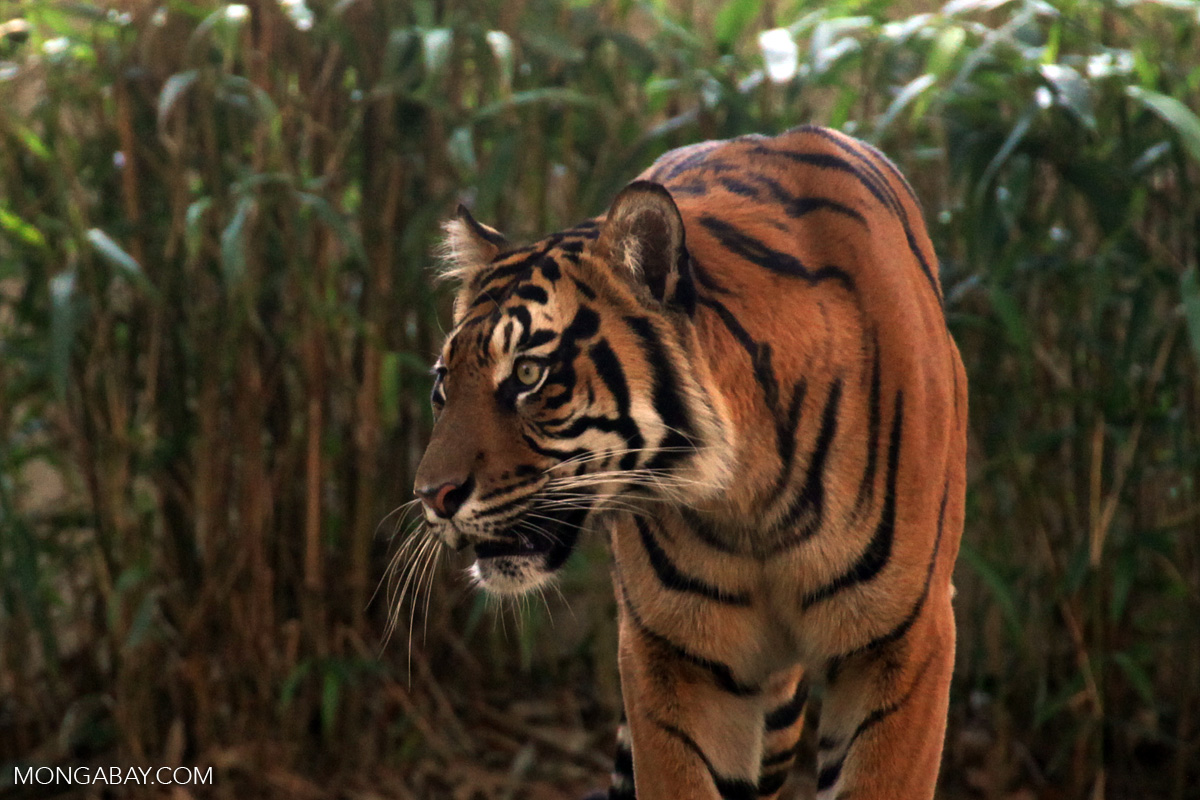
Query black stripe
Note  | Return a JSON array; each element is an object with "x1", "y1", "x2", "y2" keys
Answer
[
  {"x1": 514, "y1": 283, "x2": 548, "y2": 304},
  {"x1": 816, "y1": 759, "x2": 842, "y2": 791},
  {"x1": 773, "y1": 379, "x2": 842, "y2": 539},
  {"x1": 855, "y1": 344, "x2": 882, "y2": 512},
  {"x1": 571, "y1": 276, "x2": 597, "y2": 299},
  {"x1": 618, "y1": 574, "x2": 759, "y2": 696},
  {"x1": 524, "y1": 329, "x2": 556, "y2": 349},
  {"x1": 652, "y1": 718, "x2": 758, "y2": 800},
  {"x1": 623, "y1": 316, "x2": 695, "y2": 470},
  {"x1": 698, "y1": 216, "x2": 855, "y2": 292},
  {"x1": 471, "y1": 251, "x2": 540, "y2": 290},
  {"x1": 477, "y1": 473, "x2": 542, "y2": 502},
  {"x1": 801, "y1": 391, "x2": 902, "y2": 608},
  {"x1": 718, "y1": 176, "x2": 760, "y2": 198},
  {"x1": 743, "y1": 173, "x2": 867, "y2": 226},
  {"x1": 635, "y1": 517, "x2": 752, "y2": 605},
  {"x1": 697, "y1": 297, "x2": 779, "y2": 414},
  {"x1": 792, "y1": 128, "x2": 942, "y2": 304},
  {"x1": 757, "y1": 770, "x2": 789, "y2": 796},
  {"x1": 691, "y1": 258, "x2": 734, "y2": 296},
  {"x1": 764, "y1": 680, "x2": 809, "y2": 731},
  {"x1": 589, "y1": 340, "x2": 632, "y2": 414},
  {"x1": 669, "y1": 181, "x2": 710, "y2": 196},
  {"x1": 521, "y1": 433, "x2": 586, "y2": 462},
  {"x1": 749, "y1": 146, "x2": 893, "y2": 211},
  {"x1": 768, "y1": 379, "x2": 808, "y2": 502},
  {"x1": 834, "y1": 482, "x2": 950, "y2": 664},
  {"x1": 679, "y1": 506, "x2": 744, "y2": 555},
  {"x1": 508, "y1": 305, "x2": 533, "y2": 347},
  {"x1": 819, "y1": 646, "x2": 940, "y2": 794},
  {"x1": 538, "y1": 256, "x2": 561, "y2": 281},
  {"x1": 761, "y1": 746, "x2": 798, "y2": 769}
]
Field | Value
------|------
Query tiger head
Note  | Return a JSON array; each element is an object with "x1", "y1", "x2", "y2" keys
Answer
[{"x1": 413, "y1": 182, "x2": 733, "y2": 595}]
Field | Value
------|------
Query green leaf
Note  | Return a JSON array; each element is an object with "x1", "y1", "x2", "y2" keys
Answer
[
  {"x1": 975, "y1": 104, "x2": 1036, "y2": 202},
  {"x1": 157, "y1": 69, "x2": 198, "y2": 126},
  {"x1": 0, "y1": 207, "x2": 47, "y2": 248},
  {"x1": 86, "y1": 228, "x2": 158, "y2": 299},
  {"x1": 295, "y1": 191, "x2": 365, "y2": 262},
  {"x1": 471, "y1": 88, "x2": 599, "y2": 122},
  {"x1": 1127, "y1": 86, "x2": 1200, "y2": 163},
  {"x1": 321, "y1": 669, "x2": 340, "y2": 735},
  {"x1": 1041, "y1": 63, "x2": 1095, "y2": 130},
  {"x1": 521, "y1": 29, "x2": 585, "y2": 63},
  {"x1": 1111, "y1": 652, "x2": 1156, "y2": 708},
  {"x1": 422, "y1": 28, "x2": 453, "y2": 75},
  {"x1": 714, "y1": 0, "x2": 761, "y2": 48},
  {"x1": 959, "y1": 541, "x2": 1025, "y2": 646},
  {"x1": 926, "y1": 24, "x2": 966, "y2": 78},
  {"x1": 874, "y1": 73, "x2": 937, "y2": 139},
  {"x1": 279, "y1": 661, "x2": 312, "y2": 709},
  {"x1": 185, "y1": 197, "x2": 213, "y2": 261},
  {"x1": 220, "y1": 196, "x2": 255, "y2": 286},
  {"x1": 1182, "y1": 268, "x2": 1200, "y2": 364},
  {"x1": 49, "y1": 271, "x2": 78, "y2": 400}
]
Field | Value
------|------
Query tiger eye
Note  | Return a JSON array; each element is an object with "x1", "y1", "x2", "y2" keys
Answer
[{"x1": 514, "y1": 359, "x2": 543, "y2": 387}]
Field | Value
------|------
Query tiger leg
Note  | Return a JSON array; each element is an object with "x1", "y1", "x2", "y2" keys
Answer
[
  {"x1": 814, "y1": 588, "x2": 955, "y2": 800},
  {"x1": 757, "y1": 668, "x2": 808, "y2": 799},
  {"x1": 616, "y1": 610, "x2": 765, "y2": 800}
]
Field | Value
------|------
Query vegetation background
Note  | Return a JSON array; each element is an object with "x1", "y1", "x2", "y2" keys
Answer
[{"x1": 1, "y1": 0, "x2": 1198, "y2": 797}]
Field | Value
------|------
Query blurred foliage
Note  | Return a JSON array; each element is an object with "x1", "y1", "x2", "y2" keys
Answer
[{"x1": 0, "y1": 0, "x2": 1198, "y2": 797}]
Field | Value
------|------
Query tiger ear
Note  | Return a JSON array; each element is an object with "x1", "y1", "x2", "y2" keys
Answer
[
  {"x1": 439, "y1": 204, "x2": 507, "y2": 282},
  {"x1": 599, "y1": 181, "x2": 694, "y2": 311}
]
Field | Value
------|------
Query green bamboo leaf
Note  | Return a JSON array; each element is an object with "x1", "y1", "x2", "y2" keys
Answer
[
  {"x1": 714, "y1": 0, "x2": 762, "y2": 48},
  {"x1": 975, "y1": 104, "x2": 1035, "y2": 201},
  {"x1": 157, "y1": 69, "x2": 198, "y2": 126},
  {"x1": 1182, "y1": 268, "x2": 1200, "y2": 364},
  {"x1": 185, "y1": 197, "x2": 213, "y2": 261},
  {"x1": 124, "y1": 591, "x2": 158, "y2": 651},
  {"x1": 959, "y1": 541, "x2": 1025, "y2": 646},
  {"x1": 1041, "y1": 64, "x2": 1094, "y2": 130},
  {"x1": 296, "y1": 191, "x2": 365, "y2": 262},
  {"x1": 49, "y1": 271, "x2": 77, "y2": 400},
  {"x1": 873, "y1": 73, "x2": 937, "y2": 139},
  {"x1": 279, "y1": 660, "x2": 312, "y2": 709},
  {"x1": 421, "y1": 28, "x2": 452, "y2": 75},
  {"x1": 926, "y1": 24, "x2": 966, "y2": 77},
  {"x1": 471, "y1": 88, "x2": 599, "y2": 122},
  {"x1": 521, "y1": 29, "x2": 585, "y2": 63},
  {"x1": 86, "y1": 228, "x2": 159, "y2": 299},
  {"x1": 185, "y1": 4, "x2": 249, "y2": 62},
  {"x1": 1111, "y1": 652, "x2": 1156, "y2": 708},
  {"x1": 0, "y1": 207, "x2": 47, "y2": 248},
  {"x1": 1127, "y1": 85, "x2": 1200, "y2": 163},
  {"x1": 321, "y1": 669, "x2": 340, "y2": 735},
  {"x1": 220, "y1": 196, "x2": 255, "y2": 286}
]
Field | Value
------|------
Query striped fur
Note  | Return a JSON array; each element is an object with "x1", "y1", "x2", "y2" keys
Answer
[{"x1": 412, "y1": 126, "x2": 968, "y2": 799}]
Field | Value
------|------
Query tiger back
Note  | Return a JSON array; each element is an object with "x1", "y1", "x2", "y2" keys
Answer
[{"x1": 411, "y1": 125, "x2": 968, "y2": 800}]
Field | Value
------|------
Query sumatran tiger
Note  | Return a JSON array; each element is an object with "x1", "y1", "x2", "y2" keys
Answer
[{"x1": 409, "y1": 125, "x2": 967, "y2": 800}]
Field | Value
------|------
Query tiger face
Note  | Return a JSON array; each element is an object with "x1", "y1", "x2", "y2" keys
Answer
[{"x1": 413, "y1": 183, "x2": 732, "y2": 595}]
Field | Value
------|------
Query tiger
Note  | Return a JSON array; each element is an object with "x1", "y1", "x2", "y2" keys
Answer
[{"x1": 410, "y1": 125, "x2": 967, "y2": 800}]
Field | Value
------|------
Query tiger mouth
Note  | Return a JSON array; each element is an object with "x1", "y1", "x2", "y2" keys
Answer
[{"x1": 472, "y1": 505, "x2": 590, "y2": 570}]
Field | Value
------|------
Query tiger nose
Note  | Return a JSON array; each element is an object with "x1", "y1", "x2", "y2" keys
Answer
[{"x1": 415, "y1": 477, "x2": 473, "y2": 519}]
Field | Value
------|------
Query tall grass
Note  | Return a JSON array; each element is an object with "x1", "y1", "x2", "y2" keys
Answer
[{"x1": 1, "y1": 0, "x2": 1198, "y2": 797}]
